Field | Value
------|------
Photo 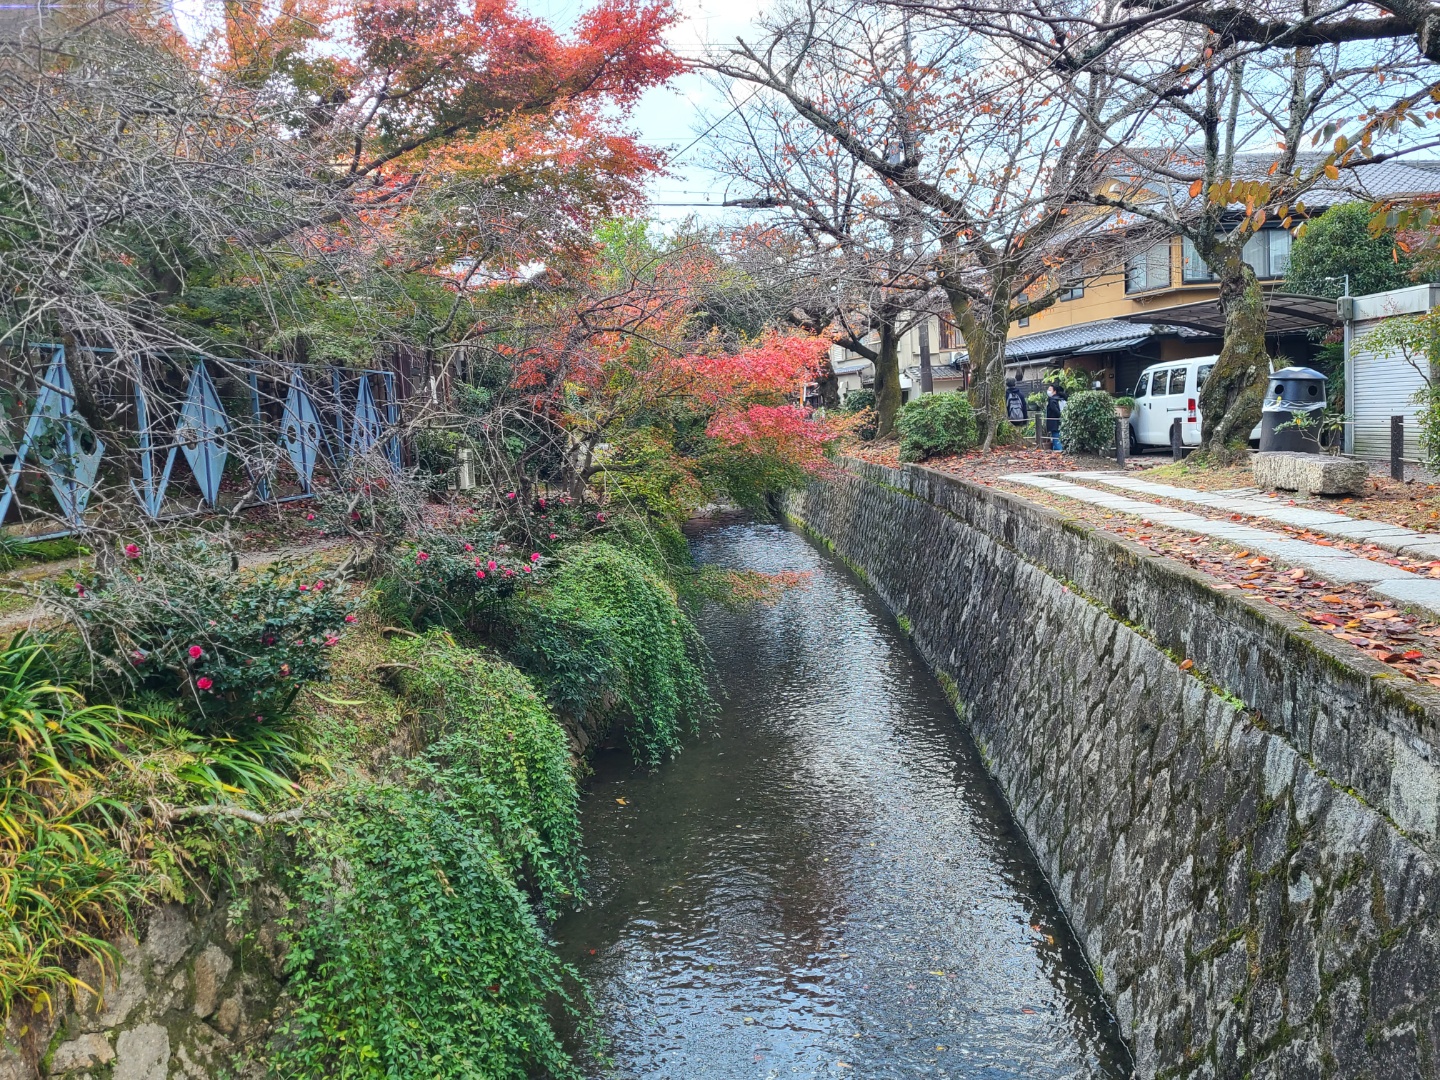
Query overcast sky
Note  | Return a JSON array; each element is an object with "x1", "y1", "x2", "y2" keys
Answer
[{"x1": 522, "y1": 0, "x2": 764, "y2": 223}]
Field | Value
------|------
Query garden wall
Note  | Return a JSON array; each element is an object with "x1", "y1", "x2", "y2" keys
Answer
[{"x1": 784, "y1": 458, "x2": 1440, "y2": 1078}]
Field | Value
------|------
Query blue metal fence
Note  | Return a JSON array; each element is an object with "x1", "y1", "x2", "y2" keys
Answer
[{"x1": 0, "y1": 345, "x2": 404, "y2": 533}]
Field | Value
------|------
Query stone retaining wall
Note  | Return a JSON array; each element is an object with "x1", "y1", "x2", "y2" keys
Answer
[
  {"x1": 0, "y1": 893, "x2": 285, "y2": 1080},
  {"x1": 785, "y1": 459, "x2": 1440, "y2": 1079}
]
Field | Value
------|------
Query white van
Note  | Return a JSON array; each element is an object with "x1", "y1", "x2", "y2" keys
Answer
[
  {"x1": 1129, "y1": 355, "x2": 1262, "y2": 449},
  {"x1": 1130, "y1": 357, "x2": 1214, "y2": 448}
]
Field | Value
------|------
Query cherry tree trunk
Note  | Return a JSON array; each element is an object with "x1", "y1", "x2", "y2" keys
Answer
[
  {"x1": 1200, "y1": 267, "x2": 1269, "y2": 460},
  {"x1": 873, "y1": 319, "x2": 903, "y2": 439}
]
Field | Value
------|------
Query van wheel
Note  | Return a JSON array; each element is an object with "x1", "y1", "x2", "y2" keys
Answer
[{"x1": 1128, "y1": 423, "x2": 1143, "y2": 450}]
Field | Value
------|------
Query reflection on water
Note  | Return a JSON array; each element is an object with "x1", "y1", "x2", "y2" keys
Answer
[{"x1": 554, "y1": 521, "x2": 1131, "y2": 1078}]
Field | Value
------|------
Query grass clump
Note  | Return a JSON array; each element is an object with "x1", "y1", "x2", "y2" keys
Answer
[{"x1": 0, "y1": 641, "x2": 146, "y2": 1016}]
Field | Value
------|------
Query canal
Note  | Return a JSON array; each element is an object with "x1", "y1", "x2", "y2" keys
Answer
[{"x1": 555, "y1": 520, "x2": 1131, "y2": 1078}]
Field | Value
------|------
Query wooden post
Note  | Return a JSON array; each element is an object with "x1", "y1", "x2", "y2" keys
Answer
[
  {"x1": 1392, "y1": 415, "x2": 1405, "y2": 481},
  {"x1": 1171, "y1": 417, "x2": 1183, "y2": 461},
  {"x1": 1036, "y1": 416, "x2": 1048, "y2": 450}
]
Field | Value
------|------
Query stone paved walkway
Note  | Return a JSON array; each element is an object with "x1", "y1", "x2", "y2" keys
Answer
[
  {"x1": 1004, "y1": 472, "x2": 1440, "y2": 619},
  {"x1": 1070, "y1": 471, "x2": 1440, "y2": 557}
]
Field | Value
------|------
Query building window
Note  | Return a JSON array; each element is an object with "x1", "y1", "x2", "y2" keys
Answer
[
  {"x1": 1182, "y1": 237, "x2": 1216, "y2": 283},
  {"x1": 937, "y1": 319, "x2": 955, "y2": 350},
  {"x1": 1241, "y1": 229, "x2": 1291, "y2": 278},
  {"x1": 1183, "y1": 230, "x2": 1293, "y2": 282},
  {"x1": 1059, "y1": 281, "x2": 1084, "y2": 301},
  {"x1": 1017, "y1": 314, "x2": 1030, "y2": 327},
  {"x1": 1125, "y1": 242, "x2": 1171, "y2": 293}
]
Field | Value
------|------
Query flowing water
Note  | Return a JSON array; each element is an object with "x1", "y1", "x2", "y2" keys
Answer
[{"x1": 555, "y1": 520, "x2": 1131, "y2": 1079}]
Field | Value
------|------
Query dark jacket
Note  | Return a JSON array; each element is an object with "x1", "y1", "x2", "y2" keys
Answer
[
  {"x1": 1045, "y1": 393, "x2": 1065, "y2": 435},
  {"x1": 1005, "y1": 387, "x2": 1028, "y2": 422}
]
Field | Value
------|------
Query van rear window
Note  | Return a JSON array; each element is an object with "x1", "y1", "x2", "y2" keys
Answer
[{"x1": 1197, "y1": 364, "x2": 1213, "y2": 389}]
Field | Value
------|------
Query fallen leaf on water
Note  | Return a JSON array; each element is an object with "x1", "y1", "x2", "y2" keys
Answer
[
  {"x1": 1180, "y1": 659, "x2": 1195, "y2": 671},
  {"x1": 615, "y1": 798, "x2": 628, "y2": 805}
]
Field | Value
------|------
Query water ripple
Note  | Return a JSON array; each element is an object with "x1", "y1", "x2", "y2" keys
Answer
[{"x1": 555, "y1": 522, "x2": 1131, "y2": 1079}]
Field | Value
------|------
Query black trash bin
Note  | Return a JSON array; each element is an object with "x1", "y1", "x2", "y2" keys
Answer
[{"x1": 1259, "y1": 366, "x2": 1327, "y2": 453}]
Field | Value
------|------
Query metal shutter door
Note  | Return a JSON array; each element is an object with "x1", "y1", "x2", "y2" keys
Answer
[{"x1": 1352, "y1": 326, "x2": 1429, "y2": 459}]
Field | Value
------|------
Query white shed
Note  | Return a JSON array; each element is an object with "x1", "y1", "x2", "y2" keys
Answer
[{"x1": 1345, "y1": 283, "x2": 1440, "y2": 459}]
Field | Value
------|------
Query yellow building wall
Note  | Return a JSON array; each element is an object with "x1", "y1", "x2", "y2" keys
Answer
[{"x1": 1009, "y1": 238, "x2": 1223, "y2": 340}]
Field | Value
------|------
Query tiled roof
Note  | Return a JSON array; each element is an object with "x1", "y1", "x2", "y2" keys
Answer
[{"x1": 1002, "y1": 319, "x2": 1205, "y2": 364}]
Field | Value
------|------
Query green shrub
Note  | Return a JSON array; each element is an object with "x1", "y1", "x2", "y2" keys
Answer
[
  {"x1": 896, "y1": 393, "x2": 978, "y2": 462},
  {"x1": 840, "y1": 388, "x2": 877, "y2": 440},
  {"x1": 275, "y1": 780, "x2": 580, "y2": 1080},
  {"x1": 507, "y1": 541, "x2": 711, "y2": 765},
  {"x1": 389, "y1": 633, "x2": 582, "y2": 908},
  {"x1": 1059, "y1": 390, "x2": 1117, "y2": 454},
  {"x1": 53, "y1": 540, "x2": 354, "y2": 733}
]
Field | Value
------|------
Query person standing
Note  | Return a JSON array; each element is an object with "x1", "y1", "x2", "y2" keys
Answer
[
  {"x1": 1045, "y1": 382, "x2": 1066, "y2": 451},
  {"x1": 1005, "y1": 378, "x2": 1028, "y2": 427}
]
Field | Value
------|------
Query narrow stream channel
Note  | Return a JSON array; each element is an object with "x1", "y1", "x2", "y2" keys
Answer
[{"x1": 555, "y1": 520, "x2": 1131, "y2": 1078}]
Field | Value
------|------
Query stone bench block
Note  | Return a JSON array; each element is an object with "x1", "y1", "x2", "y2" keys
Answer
[{"x1": 1251, "y1": 451, "x2": 1368, "y2": 496}]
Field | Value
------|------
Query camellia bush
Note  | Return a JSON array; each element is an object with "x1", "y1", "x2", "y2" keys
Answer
[
  {"x1": 896, "y1": 393, "x2": 978, "y2": 462},
  {"x1": 1059, "y1": 390, "x2": 1117, "y2": 454},
  {"x1": 52, "y1": 541, "x2": 354, "y2": 731}
]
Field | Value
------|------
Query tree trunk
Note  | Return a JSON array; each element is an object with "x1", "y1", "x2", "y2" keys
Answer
[
  {"x1": 873, "y1": 318, "x2": 903, "y2": 439},
  {"x1": 956, "y1": 306, "x2": 1009, "y2": 451},
  {"x1": 1200, "y1": 265, "x2": 1268, "y2": 459},
  {"x1": 815, "y1": 357, "x2": 840, "y2": 409}
]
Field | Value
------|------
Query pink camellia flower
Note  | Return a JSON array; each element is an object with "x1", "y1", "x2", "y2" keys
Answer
[
  {"x1": 196, "y1": 676, "x2": 213, "y2": 690},
  {"x1": 596, "y1": 512, "x2": 606, "y2": 522},
  {"x1": 344, "y1": 613, "x2": 357, "y2": 623},
  {"x1": 417, "y1": 551, "x2": 429, "y2": 562},
  {"x1": 188, "y1": 645, "x2": 203, "y2": 660},
  {"x1": 314, "y1": 580, "x2": 325, "y2": 591},
  {"x1": 504, "y1": 568, "x2": 514, "y2": 577},
  {"x1": 522, "y1": 565, "x2": 532, "y2": 574},
  {"x1": 506, "y1": 491, "x2": 516, "y2": 500},
  {"x1": 123, "y1": 543, "x2": 140, "y2": 558},
  {"x1": 299, "y1": 584, "x2": 309, "y2": 591},
  {"x1": 476, "y1": 569, "x2": 485, "y2": 579},
  {"x1": 75, "y1": 584, "x2": 85, "y2": 597},
  {"x1": 463, "y1": 543, "x2": 473, "y2": 552},
  {"x1": 306, "y1": 513, "x2": 315, "y2": 521},
  {"x1": 487, "y1": 560, "x2": 497, "y2": 570},
  {"x1": 324, "y1": 635, "x2": 339, "y2": 646},
  {"x1": 130, "y1": 649, "x2": 145, "y2": 664},
  {"x1": 351, "y1": 510, "x2": 361, "y2": 521},
  {"x1": 538, "y1": 498, "x2": 547, "y2": 508},
  {"x1": 549, "y1": 533, "x2": 558, "y2": 540},
  {"x1": 530, "y1": 552, "x2": 540, "y2": 562}
]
